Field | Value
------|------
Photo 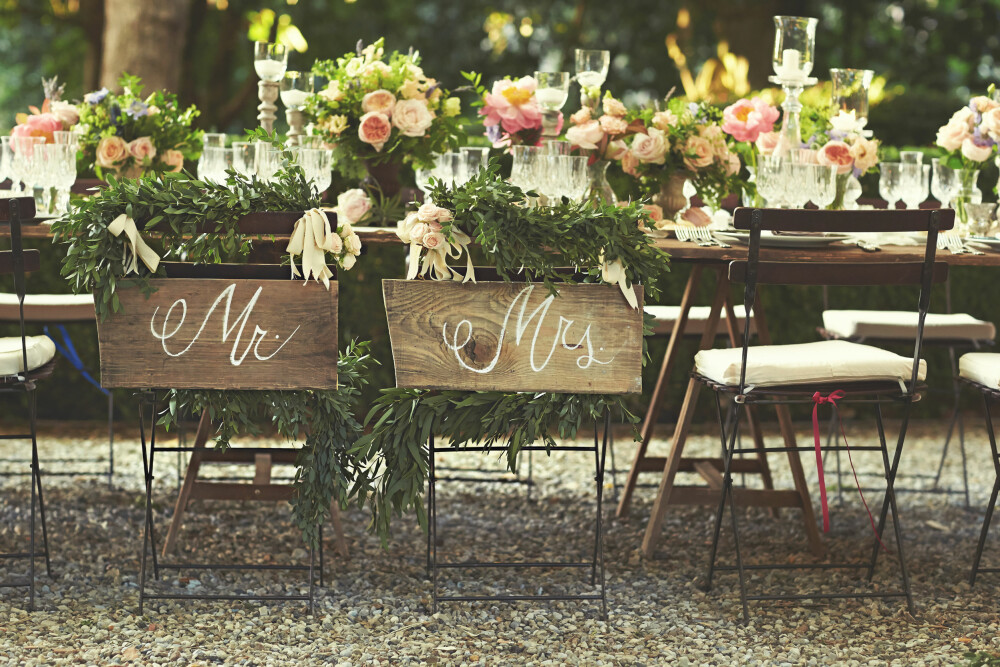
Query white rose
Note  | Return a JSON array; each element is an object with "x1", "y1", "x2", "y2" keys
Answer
[
  {"x1": 323, "y1": 232, "x2": 343, "y2": 254},
  {"x1": 344, "y1": 233, "x2": 363, "y2": 256},
  {"x1": 392, "y1": 99, "x2": 434, "y2": 137},
  {"x1": 422, "y1": 231, "x2": 446, "y2": 249},
  {"x1": 345, "y1": 58, "x2": 364, "y2": 77},
  {"x1": 336, "y1": 188, "x2": 372, "y2": 225},
  {"x1": 340, "y1": 253, "x2": 357, "y2": 271}
]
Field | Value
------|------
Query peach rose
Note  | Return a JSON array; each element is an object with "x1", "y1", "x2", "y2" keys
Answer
[
  {"x1": 599, "y1": 114, "x2": 628, "y2": 135},
  {"x1": 681, "y1": 206, "x2": 713, "y2": 227},
  {"x1": 816, "y1": 140, "x2": 854, "y2": 175},
  {"x1": 392, "y1": 99, "x2": 434, "y2": 138},
  {"x1": 323, "y1": 232, "x2": 344, "y2": 254},
  {"x1": 95, "y1": 135, "x2": 128, "y2": 168},
  {"x1": 362, "y1": 89, "x2": 396, "y2": 116},
  {"x1": 936, "y1": 120, "x2": 971, "y2": 152},
  {"x1": 849, "y1": 137, "x2": 879, "y2": 173},
  {"x1": 570, "y1": 107, "x2": 592, "y2": 125},
  {"x1": 643, "y1": 204, "x2": 664, "y2": 224},
  {"x1": 409, "y1": 222, "x2": 430, "y2": 242},
  {"x1": 630, "y1": 128, "x2": 668, "y2": 164},
  {"x1": 755, "y1": 131, "x2": 780, "y2": 156},
  {"x1": 950, "y1": 107, "x2": 976, "y2": 130},
  {"x1": 422, "y1": 231, "x2": 446, "y2": 250},
  {"x1": 725, "y1": 151, "x2": 741, "y2": 176},
  {"x1": 602, "y1": 97, "x2": 627, "y2": 117},
  {"x1": 566, "y1": 120, "x2": 604, "y2": 150},
  {"x1": 398, "y1": 78, "x2": 425, "y2": 100},
  {"x1": 127, "y1": 136, "x2": 157, "y2": 164},
  {"x1": 336, "y1": 188, "x2": 372, "y2": 225},
  {"x1": 981, "y1": 108, "x2": 1000, "y2": 142},
  {"x1": 605, "y1": 139, "x2": 628, "y2": 160},
  {"x1": 621, "y1": 150, "x2": 640, "y2": 177},
  {"x1": 961, "y1": 137, "x2": 993, "y2": 162},
  {"x1": 971, "y1": 96, "x2": 1000, "y2": 114},
  {"x1": 652, "y1": 111, "x2": 677, "y2": 131},
  {"x1": 683, "y1": 135, "x2": 715, "y2": 171},
  {"x1": 357, "y1": 111, "x2": 392, "y2": 152},
  {"x1": 159, "y1": 149, "x2": 184, "y2": 173}
]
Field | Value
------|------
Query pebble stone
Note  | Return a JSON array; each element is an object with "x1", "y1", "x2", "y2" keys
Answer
[{"x1": 0, "y1": 418, "x2": 997, "y2": 665}]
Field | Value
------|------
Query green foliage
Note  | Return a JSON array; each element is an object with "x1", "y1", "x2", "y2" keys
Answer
[
  {"x1": 426, "y1": 160, "x2": 672, "y2": 301},
  {"x1": 966, "y1": 652, "x2": 1000, "y2": 667},
  {"x1": 159, "y1": 341, "x2": 375, "y2": 549},
  {"x1": 353, "y1": 389, "x2": 635, "y2": 544}
]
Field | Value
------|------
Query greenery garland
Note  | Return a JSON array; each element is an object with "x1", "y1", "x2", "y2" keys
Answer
[
  {"x1": 51, "y1": 149, "x2": 372, "y2": 548},
  {"x1": 354, "y1": 164, "x2": 670, "y2": 544}
]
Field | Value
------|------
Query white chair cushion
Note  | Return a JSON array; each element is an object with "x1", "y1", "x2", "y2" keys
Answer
[
  {"x1": 0, "y1": 292, "x2": 96, "y2": 323},
  {"x1": 822, "y1": 310, "x2": 995, "y2": 343},
  {"x1": 694, "y1": 339, "x2": 926, "y2": 388},
  {"x1": 0, "y1": 335, "x2": 57, "y2": 376},
  {"x1": 959, "y1": 352, "x2": 1000, "y2": 391},
  {"x1": 645, "y1": 305, "x2": 755, "y2": 336}
]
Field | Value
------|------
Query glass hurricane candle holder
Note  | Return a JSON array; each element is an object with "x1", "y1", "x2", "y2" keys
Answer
[
  {"x1": 830, "y1": 68, "x2": 874, "y2": 120},
  {"x1": 535, "y1": 71, "x2": 570, "y2": 140},
  {"x1": 574, "y1": 49, "x2": 610, "y2": 111},
  {"x1": 280, "y1": 71, "x2": 313, "y2": 145},
  {"x1": 253, "y1": 41, "x2": 288, "y2": 134},
  {"x1": 769, "y1": 16, "x2": 818, "y2": 158}
]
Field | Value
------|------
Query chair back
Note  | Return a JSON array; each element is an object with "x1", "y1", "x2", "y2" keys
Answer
[
  {"x1": 1, "y1": 197, "x2": 40, "y2": 379},
  {"x1": 727, "y1": 207, "x2": 953, "y2": 395}
]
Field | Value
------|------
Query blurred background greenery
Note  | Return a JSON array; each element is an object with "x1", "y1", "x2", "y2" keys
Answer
[{"x1": 2, "y1": 0, "x2": 1000, "y2": 425}]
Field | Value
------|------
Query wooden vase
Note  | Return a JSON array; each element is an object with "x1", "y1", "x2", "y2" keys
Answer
[
  {"x1": 363, "y1": 158, "x2": 404, "y2": 198},
  {"x1": 653, "y1": 173, "x2": 690, "y2": 220}
]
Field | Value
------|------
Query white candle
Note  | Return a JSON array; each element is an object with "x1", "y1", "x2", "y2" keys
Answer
[
  {"x1": 774, "y1": 48, "x2": 808, "y2": 82},
  {"x1": 281, "y1": 89, "x2": 310, "y2": 109},
  {"x1": 577, "y1": 71, "x2": 604, "y2": 89},
  {"x1": 255, "y1": 59, "x2": 286, "y2": 82},
  {"x1": 535, "y1": 87, "x2": 567, "y2": 109}
]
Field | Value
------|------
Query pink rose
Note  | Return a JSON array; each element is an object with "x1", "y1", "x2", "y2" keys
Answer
[
  {"x1": 159, "y1": 149, "x2": 184, "y2": 173},
  {"x1": 392, "y1": 99, "x2": 434, "y2": 138},
  {"x1": 422, "y1": 231, "x2": 446, "y2": 250},
  {"x1": 725, "y1": 151, "x2": 741, "y2": 176},
  {"x1": 652, "y1": 111, "x2": 677, "y2": 131},
  {"x1": 643, "y1": 204, "x2": 664, "y2": 223},
  {"x1": 721, "y1": 97, "x2": 780, "y2": 144},
  {"x1": 127, "y1": 136, "x2": 157, "y2": 164},
  {"x1": 12, "y1": 113, "x2": 62, "y2": 143},
  {"x1": 950, "y1": 107, "x2": 976, "y2": 130},
  {"x1": 599, "y1": 114, "x2": 628, "y2": 135},
  {"x1": 961, "y1": 137, "x2": 993, "y2": 162},
  {"x1": 417, "y1": 202, "x2": 452, "y2": 223},
  {"x1": 681, "y1": 207, "x2": 713, "y2": 227},
  {"x1": 50, "y1": 101, "x2": 79, "y2": 130},
  {"x1": 409, "y1": 222, "x2": 430, "y2": 242},
  {"x1": 816, "y1": 140, "x2": 854, "y2": 175},
  {"x1": 362, "y1": 89, "x2": 397, "y2": 116},
  {"x1": 323, "y1": 232, "x2": 344, "y2": 254},
  {"x1": 602, "y1": 97, "x2": 627, "y2": 117},
  {"x1": 935, "y1": 120, "x2": 971, "y2": 152},
  {"x1": 683, "y1": 135, "x2": 714, "y2": 171},
  {"x1": 621, "y1": 150, "x2": 640, "y2": 177},
  {"x1": 970, "y1": 96, "x2": 1000, "y2": 114},
  {"x1": 336, "y1": 188, "x2": 372, "y2": 224},
  {"x1": 357, "y1": 111, "x2": 392, "y2": 152},
  {"x1": 849, "y1": 137, "x2": 879, "y2": 173},
  {"x1": 566, "y1": 120, "x2": 604, "y2": 150},
  {"x1": 630, "y1": 128, "x2": 668, "y2": 164},
  {"x1": 755, "y1": 131, "x2": 780, "y2": 156},
  {"x1": 982, "y1": 108, "x2": 1000, "y2": 142},
  {"x1": 569, "y1": 107, "x2": 592, "y2": 125},
  {"x1": 605, "y1": 139, "x2": 628, "y2": 161},
  {"x1": 95, "y1": 135, "x2": 128, "y2": 168}
]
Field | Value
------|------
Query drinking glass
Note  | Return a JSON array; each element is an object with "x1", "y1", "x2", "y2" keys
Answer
[
  {"x1": 898, "y1": 163, "x2": 929, "y2": 209},
  {"x1": 11, "y1": 136, "x2": 45, "y2": 199},
  {"x1": 50, "y1": 144, "x2": 77, "y2": 216},
  {"x1": 544, "y1": 140, "x2": 573, "y2": 156},
  {"x1": 298, "y1": 135, "x2": 323, "y2": 149},
  {"x1": 255, "y1": 145, "x2": 281, "y2": 182},
  {"x1": 0, "y1": 137, "x2": 13, "y2": 197},
  {"x1": 561, "y1": 155, "x2": 590, "y2": 202},
  {"x1": 202, "y1": 133, "x2": 226, "y2": 148},
  {"x1": 509, "y1": 146, "x2": 540, "y2": 194},
  {"x1": 830, "y1": 68, "x2": 874, "y2": 119},
  {"x1": 534, "y1": 72, "x2": 570, "y2": 111},
  {"x1": 434, "y1": 152, "x2": 463, "y2": 187},
  {"x1": 965, "y1": 203, "x2": 997, "y2": 238},
  {"x1": 280, "y1": 71, "x2": 312, "y2": 110},
  {"x1": 300, "y1": 147, "x2": 332, "y2": 196},
  {"x1": 755, "y1": 156, "x2": 785, "y2": 206},
  {"x1": 808, "y1": 164, "x2": 838, "y2": 209},
  {"x1": 254, "y1": 42, "x2": 288, "y2": 82},
  {"x1": 538, "y1": 155, "x2": 564, "y2": 202},
  {"x1": 232, "y1": 142, "x2": 259, "y2": 178},
  {"x1": 784, "y1": 162, "x2": 811, "y2": 209},
  {"x1": 930, "y1": 158, "x2": 958, "y2": 207},
  {"x1": 459, "y1": 147, "x2": 490, "y2": 182},
  {"x1": 878, "y1": 162, "x2": 901, "y2": 209},
  {"x1": 198, "y1": 146, "x2": 230, "y2": 184},
  {"x1": 899, "y1": 151, "x2": 923, "y2": 165},
  {"x1": 574, "y1": 49, "x2": 610, "y2": 89}
]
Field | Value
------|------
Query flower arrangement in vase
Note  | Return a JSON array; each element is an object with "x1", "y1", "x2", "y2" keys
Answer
[
  {"x1": 935, "y1": 90, "x2": 999, "y2": 223},
  {"x1": 618, "y1": 97, "x2": 742, "y2": 220},
  {"x1": 75, "y1": 73, "x2": 202, "y2": 179},
  {"x1": 465, "y1": 72, "x2": 561, "y2": 149},
  {"x1": 12, "y1": 77, "x2": 80, "y2": 142},
  {"x1": 563, "y1": 95, "x2": 644, "y2": 205},
  {"x1": 792, "y1": 107, "x2": 879, "y2": 210},
  {"x1": 720, "y1": 96, "x2": 780, "y2": 206},
  {"x1": 306, "y1": 39, "x2": 464, "y2": 185}
]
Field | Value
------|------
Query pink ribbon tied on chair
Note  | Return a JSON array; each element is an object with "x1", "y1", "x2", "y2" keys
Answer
[{"x1": 811, "y1": 389, "x2": 889, "y2": 552}]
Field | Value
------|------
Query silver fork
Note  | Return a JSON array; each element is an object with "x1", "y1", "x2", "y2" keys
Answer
[
  {"x1": 941, "y1": 232, "x2": 970, "y2": 255},
  {"x1": 696, "y1": 227, "x2": 730, "y2": 248},
  {"x1": 675, "y1": 227, "x2": 693, "y2": 242}
]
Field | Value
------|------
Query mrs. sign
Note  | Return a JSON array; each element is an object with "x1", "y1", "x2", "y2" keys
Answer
[{"x1": 383, "y1": 280, "x2": 643, "y2": 393}]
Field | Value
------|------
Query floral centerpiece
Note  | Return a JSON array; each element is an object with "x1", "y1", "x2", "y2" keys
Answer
[
  {"x1": 618, "y1": 97, "x2": 742, "y2": 219},
  {"x1": 720, "y1": 95, "x2": 780, "y2": 206},
  {"x1": 793, "y1": 108, "x2": 879, "y2": 210},
  {"x1": 466, "y1": 73, "x2": 561, "y2": 149},
  {"x1": 75, "y1": 73, "x2": 202, "y2": 179},
  {"x1": 305, "y1": 39, "x2": 464, "y2": 187},
  {"x1": 12, "y1": 77, "x2": 80, "y2": 142},
  {"x1": 935, "y1": 91, "x2": 999, "y2": 222},
  {"x1": 564, "y1": 95, "x2": 643, "y2": 204}
]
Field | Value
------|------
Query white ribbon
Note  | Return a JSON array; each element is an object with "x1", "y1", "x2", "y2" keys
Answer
[
  {"x1": 408, "y1": 230, "x2": 476, "y2": 284},
  {"x1": 601, "y1": 256, "x2": 639, "y2": 310},
  {"x1": 287, "y1": 208, "x2": 339, "y2": 289},
  {"x1": 108, "y1": 214, "x2": 160, "y2": 275}
]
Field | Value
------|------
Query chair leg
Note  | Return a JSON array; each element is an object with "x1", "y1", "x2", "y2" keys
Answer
[
  {"x1": 871, "y1": 402, "x2": 916, "y2": 617},
  {"x1": 428, "y1": 434, "x2": 438, "y2": 614},
  {"x1": 971, "y1": 393, "x2": 1000, "y2": 587},
  {"x1": 107, "y1": 392, "x2": 115, "y2": 490},
  {"x1": 705, "y1": 393, "x2": 741, "y2": 593},
  {"x1": 31, "y1": 441, "x2": 52, "y2": 579},
  {"x1": 27, "y1": 388, "x2": 38, "y2": 611}
]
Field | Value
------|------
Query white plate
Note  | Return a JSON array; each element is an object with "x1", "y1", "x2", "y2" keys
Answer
[
  {"x1": 968, "y1": 236, "x2": 1000, "y2": 250},
  {"x1": 714, "y1": 230, "x2": 854, "y2": 248}
]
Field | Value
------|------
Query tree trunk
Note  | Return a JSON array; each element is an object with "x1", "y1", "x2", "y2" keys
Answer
[
  {"x1": 100, "y1": 0, "x2": 191, "y2": 93},
  {"x1": 79, "y1": 0, "x2": 105, "y2": 92}
]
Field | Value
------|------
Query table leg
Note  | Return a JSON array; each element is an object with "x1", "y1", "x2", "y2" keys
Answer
[
  {"x1": 161, "y1": 412, "x2": 211, "y2": 557},
  {"x1": 617, "y1": 264, "x2": 703, "y2": 519}
]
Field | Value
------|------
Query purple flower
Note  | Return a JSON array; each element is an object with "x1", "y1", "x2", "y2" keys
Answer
[
  {"x1": 485, "y1": 124, "x2": 503, "y2": 144},
  {"x1": 84, "y1": 87, "x2": 109, "y2": 105},
  {"x1": 124, "y1": 100, "x2": 149, "y2": 119}
]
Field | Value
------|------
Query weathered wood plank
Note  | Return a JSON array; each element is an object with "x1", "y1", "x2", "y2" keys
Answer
[
  {"x1": 383, "y1": 280, "x2": 643, "y2": 394},
  {"x1": 97, "y1": 278, "x2": 338, "y2": 389}
]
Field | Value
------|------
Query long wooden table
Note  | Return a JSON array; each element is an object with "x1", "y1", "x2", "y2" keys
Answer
[{"x1": 628, "y1": 236, "x2": 997, "y2": 559}]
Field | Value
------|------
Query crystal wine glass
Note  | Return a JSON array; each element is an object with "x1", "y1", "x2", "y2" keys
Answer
[
  {"x1": 459, "y1": 147, "x2": 490, "y2": 182},
  {"x1": 808, "y1": 164, "x2": 838, "y2": 209},
  {"x1": 898, "y1": 163, "x2": 929, "y2": 209},
  {"x1": 561, "y1": 155, "x2": 590, "y2": 202},
  {"x1": 509, "y1": 146, "x2": 540, "y2": 196},
  {"x1": 232, "y1": 142, "x2": 258, "y2": 178},
  {"x1": 930, "y1": 158, "x2": 959, "y2": 207},
  {"x1": 878, "y1": 162, "x2": 902, "y2": 209}
]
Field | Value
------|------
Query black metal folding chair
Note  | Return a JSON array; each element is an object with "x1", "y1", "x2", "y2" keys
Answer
[
  {"x1": 697, "y1": 207, "x2": 952, "y2": 623},
  {"x1": 0, "y1": 196, "x2": 54, "y2": 610}
]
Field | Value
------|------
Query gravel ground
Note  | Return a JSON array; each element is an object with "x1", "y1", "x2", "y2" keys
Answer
[{"x1": 0, "y1": 417, "x2": 998, "y2": 665}]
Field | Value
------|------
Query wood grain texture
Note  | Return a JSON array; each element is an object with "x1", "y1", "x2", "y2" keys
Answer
[
  {"x1": 383, "y1": 280, "x2": 643, "y2": 394},
  {"x1": 97, "y1": 278, "x2": 337, "y2": 389}
]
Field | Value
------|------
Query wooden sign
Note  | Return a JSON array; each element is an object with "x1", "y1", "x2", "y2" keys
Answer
[
  {"x1": 383, "y1": 280, "x2": 643, "y2": 394},
  {"x1": 97, "y1": 278, "x2": 338, "y2": 390}
]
